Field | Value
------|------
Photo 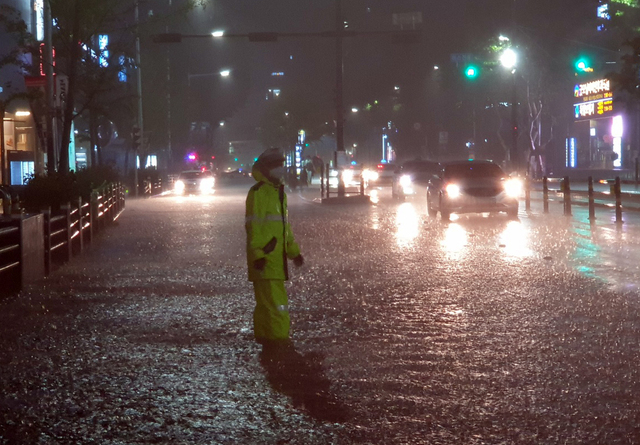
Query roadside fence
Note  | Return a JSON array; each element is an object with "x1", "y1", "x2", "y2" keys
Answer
[
  {"x1": 0, "y1": 183, "x2": 126, "y2": 295},
  {"x1": 524, "y1": 176, "x2": 640, "y2": 223}
]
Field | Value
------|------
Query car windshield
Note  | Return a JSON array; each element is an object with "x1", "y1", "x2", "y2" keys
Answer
[
  {"x1": 444, "y1": 163, "x2": 505, "y2": 180},
  {"x1": 402, "y1": 161, "x2": 439, "y2": 177},
  {"x1": 180, "y1": 171, "x2": 209, "y2": 179}
]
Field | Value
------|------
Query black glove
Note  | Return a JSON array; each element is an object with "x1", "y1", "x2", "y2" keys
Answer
[
  {"x1": 254, "y1": 258, "x2": 267, "y2": 271},
  {"x1": 293, "y1": 254, "x2": 304, "y2": 267}
]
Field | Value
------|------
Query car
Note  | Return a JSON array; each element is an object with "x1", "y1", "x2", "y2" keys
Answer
[
  {"x1": 426, "y1": 160, "x2": 521, "y2": 220},
  {"x1": 174, "y1": 170, "x2": 215, "y2": 195},
  {"x1": 391, "y1": 159, "x2": 441, "y2": 200},
  {"x1": 363, "y1": 163, "x2": 397, "y2": 187}
]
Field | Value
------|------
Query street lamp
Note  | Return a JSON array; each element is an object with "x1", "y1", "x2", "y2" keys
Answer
[
  {"x1": 220, "y1": 69, "x2": 231, "y2": 77},
  {"x1": 500, "y1": 48, "x2": 518, "y2": 172},
  {"x1": 500, "y1": 48, "x2": 517, "y2": 70},
  {"x1": 212, "y1": 30, "x2": 224, "y2": 37}
]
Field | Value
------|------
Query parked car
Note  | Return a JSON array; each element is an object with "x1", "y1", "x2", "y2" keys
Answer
[
  {"x1": 391, "y1": 159, "x2": 441, "y2": 200},
  {"x1": 174, "y1": 170, "x2": 215, "y2": 195},
  {"x1": 426, "y1": 160, "x2": 521, "y2": 220}
]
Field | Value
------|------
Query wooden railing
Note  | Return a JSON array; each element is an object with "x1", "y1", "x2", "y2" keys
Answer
[{"x1": 0, "y1": 183, "x2": 126, "y2": 294}]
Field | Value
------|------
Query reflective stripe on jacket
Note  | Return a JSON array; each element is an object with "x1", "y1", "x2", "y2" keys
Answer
[{"x1": 246, "y1": 165, "x2": 300, "y2": 281}]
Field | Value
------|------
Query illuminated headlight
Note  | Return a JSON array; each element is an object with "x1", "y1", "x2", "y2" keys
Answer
[
  {"x1": 174, "y1": 180, "x2": 185, "y2": 193},
  {"x1": 341, "y1": 169, "x2": 354, "y2": 184},
  {"x1": 399, "y1": 175, "x2": 412, "y2": 188},
  {"x1": 363, "y1": 169, "x2": 379, "y2": 181},
  {"x1": 504, "y1": 178, "x2": 522, "y2": 198},
  {"x1": 445, "y1": 183, "x2": 461, "y2": 199},
  {"x1": 200, "y1": 177, "x2": 215, "y2": 192}
]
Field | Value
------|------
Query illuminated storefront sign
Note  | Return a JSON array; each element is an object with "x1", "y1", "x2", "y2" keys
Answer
[
  {"x1": 574, "y1": 78, "x2": 614, "y2": 120},
  {"x1": 612, "y1": 115, "x2": 623, "y2": 168},
  {"x1": 566, "y1": 138, "x2": 577, "y2": 168},
  {"x1": 34, "y1": 0, "x2": 44, "y2": 41},
  {"x1": 99, "y1": 35, "x2": 109, "y2": 67}
]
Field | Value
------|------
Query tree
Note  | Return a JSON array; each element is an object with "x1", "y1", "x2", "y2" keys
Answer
[
  {"x1": 0, "y1": 5, "x2": 39, "y2": 184},
  {"x1": 48, "y1": 0, "x2": 208, "y2": 173}
]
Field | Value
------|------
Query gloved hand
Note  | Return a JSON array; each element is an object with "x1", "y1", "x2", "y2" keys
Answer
[
  {"x1": 254, "y1": 258, "x2": 267, "y2": 271},
  {"x1": 293, "y1": 254, "x2": 304, "y2": 267}
]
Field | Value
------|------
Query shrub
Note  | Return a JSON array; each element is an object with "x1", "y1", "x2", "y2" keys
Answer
[{"x1": 21, "y1": 166, "x2": 120, "y2": 211}]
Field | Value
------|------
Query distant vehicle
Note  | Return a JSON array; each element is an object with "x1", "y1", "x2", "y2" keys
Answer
[
  {"x1": 174, "y1": 170, "x2": 215, "y2": 195},
  {"x1": 391, "y1": 159, "x2": 441, "y2": 200},
  {"x1": 363, "y1": 163, "x2": 396, "y2": 187},
  {"x1": 426, "y1": 160, "x2": 521, "y2": 220}
]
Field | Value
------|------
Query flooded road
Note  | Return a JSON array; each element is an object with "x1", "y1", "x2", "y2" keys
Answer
[{"x1": 1, "y1": 182, "x2": 640, "y2": 444}]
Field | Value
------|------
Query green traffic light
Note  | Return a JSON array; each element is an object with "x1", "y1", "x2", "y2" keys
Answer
[
  {"x1": 575, "y1": 57, "x2": 593, "y2": 73},
  {"x1": 464, "y1": 65, "x2": 479, "y2": 79}
]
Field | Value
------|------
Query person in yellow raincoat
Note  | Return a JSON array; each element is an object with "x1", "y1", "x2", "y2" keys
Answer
[{"x1": 246, "y1": 148, "x2": 304, "y2": 348}]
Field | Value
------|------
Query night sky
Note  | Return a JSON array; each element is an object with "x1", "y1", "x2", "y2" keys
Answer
[{"x1": 143, "y1": 0, "x2": 595, "y2": 159}]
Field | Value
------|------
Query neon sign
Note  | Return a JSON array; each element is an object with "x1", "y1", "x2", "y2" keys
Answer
[{"x1": 574, "y1": 78, "x2": 614, "y2": 120}]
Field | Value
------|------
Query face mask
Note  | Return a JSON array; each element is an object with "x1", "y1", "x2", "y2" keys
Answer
[{"x1": 269, "y1": 166, "x2": 286, "y2": 181}]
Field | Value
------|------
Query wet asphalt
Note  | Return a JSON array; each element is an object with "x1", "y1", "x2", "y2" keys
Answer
[{"x1": 1, "y1": 177, "x2": 640, "y2": 444}]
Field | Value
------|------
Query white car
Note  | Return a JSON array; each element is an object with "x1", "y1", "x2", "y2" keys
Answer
[
  {"x1": 426, "y1": 160, "x2": 521, "y2": 220},
  {"x1": 174, "y1": 170, "x2": 215, "y2": 195}
]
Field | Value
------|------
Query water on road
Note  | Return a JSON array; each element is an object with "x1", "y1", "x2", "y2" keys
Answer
[{"x1": 1, "y1": 182, "x2": 640, "y2": 444}]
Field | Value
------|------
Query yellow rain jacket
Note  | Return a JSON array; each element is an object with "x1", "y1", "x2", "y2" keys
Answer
[{"x1": 245, "y1": 164, "x2": 300, "y2": 282}]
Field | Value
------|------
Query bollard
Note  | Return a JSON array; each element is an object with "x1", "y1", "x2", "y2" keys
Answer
[
  {"x1": 615, "y1": 176, "x2": 623, "y2": 223},
  {"x1": 320, "y1": 164, "x2": 325, "y2": 198},
  {"x1": 360, "y1": 172, "x2": 365, "y2": 196},
  {"x1": 525, "y1": 176, "x2": 531, "y2": 212},
  {"x1": 588, "y1": 176, "x2": 596, "y2": 221},
  {"x1": 325, "y1": 163, "x2": 330, "y2": 197},
  {"x1": 542, "y1": 176, "x2": 549, "y2": 213},
  {"x1": 563, "y1": 176, "x2": 572, "y2": 216}
]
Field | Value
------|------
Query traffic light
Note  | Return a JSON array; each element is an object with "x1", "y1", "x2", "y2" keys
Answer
[
  {"x1": 574, "y1": 57, "x2": 593, "y2": 73},
  {"x1": 132, "y1": 126, "x2": 141, "y2": 151},
  {"x1": 464, "y1": 64, "x2": 480, "y2": 79}
]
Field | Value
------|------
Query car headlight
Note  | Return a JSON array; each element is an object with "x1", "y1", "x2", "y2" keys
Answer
[
  {"x1": 175, "y1": 180, "x2": 185, "y2": 193},
  {"x1": 445, "y1": 183, "x2": 461, "y2": 199},
  {"x1": 341, "y1": 169, "x2": 354, "y2": 184},
  {"x1": 363, "y1": 169, "x2": 379, "y2": 181},
  {"x1": 504, "y1": 178, "x2": 522, "y2": 198},
  {"x1": 200, "y1": 178, "x2": 215, "y2": 191},
  {"x1": 399, "y1": 175, "x2": 412, "y2": 188}
]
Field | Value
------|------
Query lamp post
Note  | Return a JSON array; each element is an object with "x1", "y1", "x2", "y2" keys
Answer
[{"x1": 500, "y1": 48, "x2": 518, "y2": 172}]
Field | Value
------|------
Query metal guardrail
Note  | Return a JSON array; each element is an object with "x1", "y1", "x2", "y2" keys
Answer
[
  {"x1": 525, "y1": 176, "x2": 640, "y2": 223},
  {"x1": 0, "y1": 183, "x2": 126, "y2": 294}
]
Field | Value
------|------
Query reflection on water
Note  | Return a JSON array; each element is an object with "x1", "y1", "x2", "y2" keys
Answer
[
  {"x1": 396, "y1": 202, "x2": 420, "y2": 247},
  {"x1": 368, "y1": 189, "x2": 380, "y2": 204},
  {"x1": 499, "y1": 220, "x2": 532, "y2": 260},
  {"x1": 441, "y1": 223, "x2": 467, "y2": 260},
  {"x1": 174, "y1": 193, "x2": 216, "y2": 205}
]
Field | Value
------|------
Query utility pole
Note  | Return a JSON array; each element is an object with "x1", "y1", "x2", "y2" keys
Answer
[
  {"x1": 134, "y1": 0, "x2": 144, "y2": 197},
  {"x1": 166, "y1": 0, "x2": 172, "y2": 169},
  {"x1": 335, "y1": 0, "x2": 346, "y2": 197},
  {"x1": 511, "y1": 72, "x2": 518, "y2": 172},
  {"x1": 44, "y1": 0, "x2": 56, "y2": 175}
]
